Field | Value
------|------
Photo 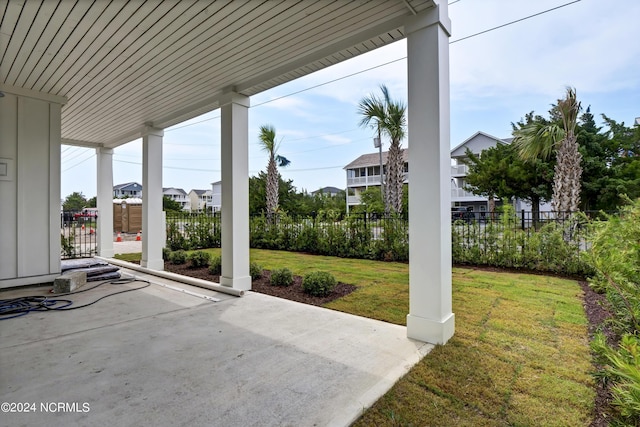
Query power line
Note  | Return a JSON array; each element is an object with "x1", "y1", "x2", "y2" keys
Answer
[
  {"x1": 162, "y1": 0, "x2": 581, "y2": 137},
  {"x1": 450, "y1": 0, "x2": 582, "y2": 44},
  {"x1": 62, "y1": 152, "x2": 95, "y2": 172}
]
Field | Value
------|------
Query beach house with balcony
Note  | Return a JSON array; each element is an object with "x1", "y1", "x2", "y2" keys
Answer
[{"x1": 345, "y1": 131, "x2": 536, "y2": 217}]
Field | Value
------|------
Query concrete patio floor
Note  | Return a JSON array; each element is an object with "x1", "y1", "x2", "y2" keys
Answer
[{"x1": 0, "y1": 267, "x2": 433, "y2": 427}]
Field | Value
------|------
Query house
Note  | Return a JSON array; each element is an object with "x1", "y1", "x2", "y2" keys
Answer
[
  {"x1": 162, "y1": 187, "x2": 189, "y2": 210},
  {"x1": 1, "y1": 0, "x2": 453, "y2": 345},
  {"x1": 345, "y1": 131, "x2": 551, "y2": 216},
  {"x1": 211, "y1": 181, "x2": 222, "y2": 213},
  {"x1": 113, "y1": 182, "x2": 143, "y2": 199},
  {"x1": 344, "y1": 149, "x2": 409, "y2": 211},
  {"x1": 188, "y1": 189, "x2": 213, "y2": 212},
  {"x1": 449, "y1": 131, "x2": 510, "y2": 215},
  {"x1": 450, "y1": 131, "x2": 552, "y2": 215},
  {"x1": 311, "y1": 186, "x2": 343, "y2": 197}
]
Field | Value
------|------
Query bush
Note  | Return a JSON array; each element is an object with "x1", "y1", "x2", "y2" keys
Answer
[
  {"x1": 168, "y1": 250, "x2": 187, "y2": 264},
  {"x1": 250, "y1": 262, "x2": 263, "y2": 279},
  {"x1": 188, "y1": 251, "x2": 211, "y2": 268},
  {"x1": 208, "y1": 255, "x2": 222, "y2": 275},
  {"x1": 270, "y1": 268, "x2": 293, "y2": 287},
  {"x1": 302, "y1": 271, "x2": 337, "y2": 297},
  {"x1": 162, "y1": 247, "x2": 171, "y2": 261}
]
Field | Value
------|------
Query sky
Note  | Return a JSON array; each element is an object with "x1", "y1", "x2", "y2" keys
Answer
[{"x1": 61, "y1": 0, "x2": 640, "y2": 200}]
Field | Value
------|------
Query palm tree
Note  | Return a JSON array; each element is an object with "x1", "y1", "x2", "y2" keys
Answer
[
  {"x1": 358, "y1": 85, "x2": 407, "y2": 215},
  {"x1": 258, "y1": 124, "x2": 290, "y2": 220},
  {"x1": 513, "y1": 87, "x2": 582, "y2": 215}
]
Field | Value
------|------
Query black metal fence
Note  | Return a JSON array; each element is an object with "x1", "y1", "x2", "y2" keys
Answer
[
  {"x1": 60, "y1": 210, "x2": 98, "y2": 259},
  {"x1": 163, "y1": 209, "x2": 613, "y2": 275}
]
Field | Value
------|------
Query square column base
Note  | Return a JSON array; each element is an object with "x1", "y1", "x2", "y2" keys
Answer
[
  {"x1": 220, "y1": 275, "x2": 252, "y2": 291},
  {"x1": 99, "y1": 249, "x2": 115, "y2": 258},
  {"x1": 407, "y1": 312, "x2": 455, "y2": 344},
  {"x1": 141, "y1": 259, "x2": 164, "y2": 271}
]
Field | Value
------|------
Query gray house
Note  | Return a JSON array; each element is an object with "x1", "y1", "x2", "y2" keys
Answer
[{"x1": 113, "y1": 182, "x2": 142, "y2": 199}]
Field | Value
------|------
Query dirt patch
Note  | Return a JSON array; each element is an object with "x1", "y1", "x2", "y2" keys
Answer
[{"x1": 163, "y1": 262, "x2": 357, "y2": 307}]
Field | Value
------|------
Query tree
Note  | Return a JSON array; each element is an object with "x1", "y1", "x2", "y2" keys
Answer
[
  {"x1": 63, "y1": 192, "x2": 88, "y2": 211},
  {"x1": 358, "y1": 85, "x2": 407, "y2": 216},
  {"x1": 249, "y1": 172, "x2": 300, "y2": 216},
  {"x1": 163, "y1": 196, "x2": 183, "y2": 212},
  {"x1": 258, "y1": 124, "x2": 290, "y2": 220},
  {"x1": 513, "y1": 87, "x2": 582, "y2": 215},
  {"x1": 354, "y1": 187, "x2": 385, "y2": 215}
]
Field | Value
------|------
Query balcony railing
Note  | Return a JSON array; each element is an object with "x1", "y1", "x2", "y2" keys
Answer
[
  {"x1": 347, "y1": 172, "x2": 409, "y2": 187},
  {"x1": 451, "y1": 164, "x2": 468, "y2": 176},
  {"x1": 451, "y1": 188, "x2": 484, "y2": 199},
  {"x1": 347, "y1": 195, "x2": 361, "y2": 205}
]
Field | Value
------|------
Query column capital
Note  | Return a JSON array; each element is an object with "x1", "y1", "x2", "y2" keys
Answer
[
  {"x1": 219, "y1": 90, "x2": 250, "y2": 108},
  {"x1": 96, "y1": 147, "x2": 114, "y2": 155},
  {"x1": 405, "y1": 2, "x2": 451, "y2": 37},
  {"x1": 143, "y1": 124, "x2": 164, "y2": 138}
]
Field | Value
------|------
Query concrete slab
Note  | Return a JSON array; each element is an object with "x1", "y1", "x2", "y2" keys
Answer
[
  {"x1": 113, "y1": 240, "x2": 142, "y2": 254},
  {"x1": 0, "y1": 274, "x2": 432, "y2": 427}
]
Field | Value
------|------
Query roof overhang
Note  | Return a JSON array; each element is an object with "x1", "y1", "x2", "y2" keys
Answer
[{"x1": 1, "y1": 0, "x2": 436, "y2": 149}]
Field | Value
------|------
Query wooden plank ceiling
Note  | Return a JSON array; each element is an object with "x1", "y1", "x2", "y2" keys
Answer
[{"x1": 1, "y1": 0, "x2": 434, "y2": 148}]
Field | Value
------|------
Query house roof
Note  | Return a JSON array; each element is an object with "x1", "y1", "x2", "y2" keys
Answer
[
  {"x1": 113, "y1": 182, "x2": 142, "y2": 191},
  {"x1": 312, "y1": 186, "x2": 343, "y2": 195},
  {"x1": 1, "y1": 0, "x2": 436, "y2": 149},
  {"x1": 190, "y1": 189, "x2": 208, "y2": 196},
  {"x1": 163, "y1": 187, "x2": 187, "y2": 195},
  {"x1": 449, "y1": 131, "x2": 510, "y2": 158},
  {"x1": 344, "y1": 149, "x2": 409, "y2": 169}
]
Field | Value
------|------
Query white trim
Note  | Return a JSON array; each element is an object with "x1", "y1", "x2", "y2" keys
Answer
[{"x1": 0, "y1": 83, "x2": 67, "y2": 105}]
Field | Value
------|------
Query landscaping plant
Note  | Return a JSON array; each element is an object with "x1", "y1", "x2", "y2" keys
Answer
[
  {"x1": 188, "y1": 251, "x2": 211, "y2": 269},
  {"x1": 587, "y1": 198, "x2": 640, "y2": 424},
  {"x1": 208, "y1": 255, "x2": 222, "y2": 275},
  {"x1": 302, "y1": 271, "x2": 337, "y2": 297},
  {"x1": 270, "y1": 268, "x2": 293, "y2": 287},
  {"x1": 168, "y1": 250, "x2": 188, "y2": 265}
]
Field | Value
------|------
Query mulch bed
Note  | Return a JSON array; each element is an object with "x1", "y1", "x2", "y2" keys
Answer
[
  {"x1": 163, "y1": 262, "x2": 357, "y2": 307},
  {"x1": 162, "y1": 260, "x2": 614, "y2": 426}
]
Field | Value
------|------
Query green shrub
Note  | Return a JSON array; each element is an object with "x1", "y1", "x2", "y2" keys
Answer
[
  {"x1": 302, "y1": 271, "x2": 337, "y2": 297},
  {"x1": 168, "y1": 250, "x2": 187, "y2": 264},
  {"x1": 162, "y1": 247, "x2": 171, "y2": 261},
  {"x1": 188, "y1": 251, "x2": 210, "y2": 268},
  {"x1": 250, "y1": 262, "x2": 263, "y2": 279},
  {"x1": 208, "y1": 255, "x2": 222, "y2": 275},
  {"x1": 270, "y1": 268, "x2": 293, "y2": 287}
]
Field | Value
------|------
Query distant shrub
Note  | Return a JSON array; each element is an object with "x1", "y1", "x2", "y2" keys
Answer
[
  {"x1": 270, "y1": 268, "x2": 293, "y2": 287},
  {"x1": 188, "y1": 251, "x2": 211, "y2": 268},
  {"x1": 302, "y1": 271, "x2": 337, "y2": 297},
  {"x1": 169, "y1": 250, "x2": 187, "y2": 264},
  {"x1": 208, "y1": 255, "x2": 222, "y2": 275},
  {"x1": 250, "y1": 262, "x2": 263, "y2": 279}
]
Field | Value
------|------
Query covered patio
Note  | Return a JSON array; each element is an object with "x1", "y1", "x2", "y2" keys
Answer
[
  {"x1": 0, "y1": 269, "x2": 432, "y2": 426},
  {"x1": 1, "y1": 0, "x2": 452, "y2": 343}
]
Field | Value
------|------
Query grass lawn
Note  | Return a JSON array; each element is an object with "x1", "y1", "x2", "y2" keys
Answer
[{"x1": 116, "y1": 249, "x2": 595, "y2": 425}]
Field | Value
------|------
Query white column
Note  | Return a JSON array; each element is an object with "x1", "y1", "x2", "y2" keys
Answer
[
  {"x1": 96, "y1": 147, "x2": 114, "y2": 258},
  {"x1": 141, "y1": 128, "x2": 164, "y2": 270},
  {"x1": 405, "y1": 2, "x2": 455, "y2": 344},
  {"x1": 220, "y1": 92, "x2": 251, "y2": 291}
]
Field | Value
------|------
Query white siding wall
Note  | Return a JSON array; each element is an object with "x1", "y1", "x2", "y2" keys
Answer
[{"x1": 0, "y1": 90, "x2": 64, "y2": 288}]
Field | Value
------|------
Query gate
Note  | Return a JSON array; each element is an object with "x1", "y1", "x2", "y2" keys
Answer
[{"x1": 61, "y1": 210, "x2": 98, "y2": 259}]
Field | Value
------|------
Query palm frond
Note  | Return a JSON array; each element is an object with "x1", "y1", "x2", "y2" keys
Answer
[
  {"x1": 275, "y1": 155, "x2": 290, "y2": 168},
  {"x1": 258, "y1": 124, "x2": 277, "y2": 154},
  {"x1": 512, "y1": 121, "x2": 564, "y2": 161}
]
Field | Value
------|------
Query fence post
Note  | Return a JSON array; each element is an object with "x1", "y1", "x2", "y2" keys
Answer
[{"x1": 521, "y1": 210, "x2": 525, "y2": 231}]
